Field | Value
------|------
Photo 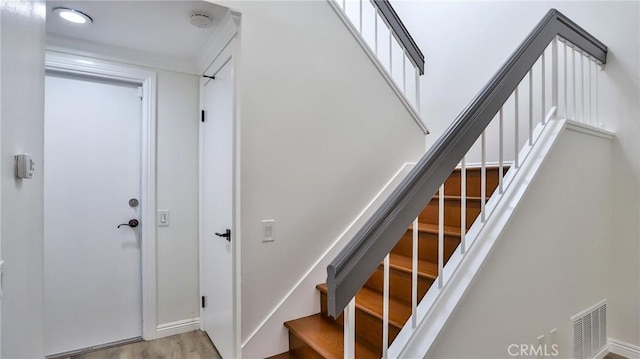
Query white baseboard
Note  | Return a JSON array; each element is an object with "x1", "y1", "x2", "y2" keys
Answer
[
  {"x1": 156, "y1": 317, "x2": 200, "y2": 339},
  {"x1": 565, "y1": 120, "x2": 616, "y2": 140},
  {"x1": 608, "y1": 339, "x2": 640, "y2": 359},
  {"x1": 595, "y1": 345, "x2": 609, "y2": 359}
]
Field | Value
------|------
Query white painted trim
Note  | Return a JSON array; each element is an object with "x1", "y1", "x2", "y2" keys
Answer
[
  {"x1": 203, "y1": 37, "x2": 234, "y2": 81},
  {"x1": 594, "y1": 345, "x2": 609, "y2": 359},
  {"x1": 241, "y1": 162, "x2": 416, "y2": 358},
  {"x1": 47, "y1": 34, "x2": 199, "y2": 75},
  {"x1": 609, "y1": 339, "x2": 640, "y2": 359},
  {"x1": 44, "y1": 51, "x2": 158, "y2": 340},
  {"x1": 565, "y1": 120, "x2": 616, "y2": 140},
  {"x1": 325, "y1": 0, "x2": 428, "y2": 135},
  {"x1": 198, "y1": 68, "x2": 206, "y2": 338},
  {"x1": 141, "y1": 73, "x2": 158, "y2": 342},
  {"x1": 198, "y1": 10, "x2": 242, "y2": 359},
  {"x1": 389, "y1": 118, "x2": 570, "y2": 358},
  {"x1": 156, "y1": 318, "x2": 200, "y2": 339},
  {"x1": 196, "y1": 11, "x2": 238, "y2": 75},
  {"x1": 231, "y1": 11, "x2": 243, "y2": 359},
  {"x1": 0, "y1": 9, "x2": 3, "y2": 354}
]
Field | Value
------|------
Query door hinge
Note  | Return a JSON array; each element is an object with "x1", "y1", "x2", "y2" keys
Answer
[
  {"x1": 137, "y1": 87, "x2": 143, "y2": 100},
  {"x1": 202, "y1": 295, "x2": 207, "y2": 308},
  {"x1": 201, "y1": 110, "x2": 205, "y2": 123}
]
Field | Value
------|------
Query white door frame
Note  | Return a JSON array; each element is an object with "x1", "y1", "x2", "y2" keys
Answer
[
  {"x1": 198, "y1": 10, "x2": 242, "y2": 358},
  {"x1": 44, "y1": 51, "x2": 159, "y2": 340}
]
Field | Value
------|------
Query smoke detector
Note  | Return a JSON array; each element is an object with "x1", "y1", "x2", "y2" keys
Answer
[{"x1": 190, "y1": 13, "x2": 213, "y2": 29}]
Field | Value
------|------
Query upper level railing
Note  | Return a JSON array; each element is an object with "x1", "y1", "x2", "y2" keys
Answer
[
  {"x1": 371, "y1": 0, "x2": 424, "y2": 75},
  {"x1": 326, "y1": 8, "x2": 607, "y2": 357},
  {"x1": 328, "y1": 0, "x2": 426, "y2": 130}
]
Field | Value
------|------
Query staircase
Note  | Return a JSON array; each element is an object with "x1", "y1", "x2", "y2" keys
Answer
[{"x1": 271, "y1": 166, "x2": 507, "y2": 358}]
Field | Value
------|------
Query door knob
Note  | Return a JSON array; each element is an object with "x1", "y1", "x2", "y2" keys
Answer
[
  {"x1": 118, "y1": 219, "x2": 139, "y2": 228},
  {"x1": 215, "y1": 229, "x2": 231, "y2": 241}
]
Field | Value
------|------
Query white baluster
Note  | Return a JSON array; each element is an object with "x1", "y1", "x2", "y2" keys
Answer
[
  {"x1": 514, "y1": 87, "x2": 520, "y2": 169},
  {"x1": 460, "y1": 157, "x2": 466, "y2": 254},
  {"x1": 499, "y1": 107, "x2": 504, "y2": 194},
  {"x1": 412, "y1": 217, "x2": 418, "y2": 328},
  {"x1": 374, "y1": 10, "x2": 378, "y2": 55},
  {"x1": 389, "y1": 31, "x2": 393, "y2": 77},
  {"x1": 571, "y1": 48, "x2": 578, "y2": 121},
  {"x1": 415, "y1": 67, "x2": 421, "y2": 113},
  {"x1": 481, "y1": 132, "x2": 486, "y2": 222},
  {"x1": 541, "y1": 51, "x2": 546, "y2": 124},
  {"x1": 382, "y1": 253, "x2": 389, "y2": 358},
  {"x1": 551, "y1": 37, "x2": 558, "y2": 117},
  {"x1": 438, "y1": 184, "x2": 444, "y2": 288},
  {"x1": 564, "y1": 41, "x2": 568, "y2": 118},
  {"x1": 596, "y1": 63, "x2": 600, "y2": 127},
  {"x1": 358, "y1": 0, "x2": 363, "y2": 33},
  {"x1": 581, "y1": 52, "x2": 585, "y2": 123},
  {"x1": 403, "y1": 54, "x2": 407, "y2": 94},
  {"x1": 344, "y1": 298, "x2": 355, "y2": 359},
  {"x1": 588, "y1": 59, "x2": 593, "y2": 125},
  {"x1": 529, "y1": 70, "x2": 533, "y2": 146}
]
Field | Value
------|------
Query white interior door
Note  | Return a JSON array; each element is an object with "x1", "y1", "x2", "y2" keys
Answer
[
  {"x1": 202, "y1": 59, "x2": 234, "y2": 359},
  {"x1": 44, "y1": 74, "x2": 143, "y2": 355}
]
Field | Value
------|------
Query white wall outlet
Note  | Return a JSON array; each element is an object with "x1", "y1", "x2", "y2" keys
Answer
[
  {"x1": 158, "y1": 210, "x2": 170, "y2": 226},
  {"x1": 262, "y1": 220, "x2": 275, "y2": 242}
]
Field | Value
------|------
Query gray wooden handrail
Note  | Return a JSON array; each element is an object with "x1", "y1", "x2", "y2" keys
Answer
[
  {"x1": 327, "y1": 8, "x2": 607, "y2": 319},
  {"x1": 372, "y1": 0, "x2": 425, "y2": 75}
]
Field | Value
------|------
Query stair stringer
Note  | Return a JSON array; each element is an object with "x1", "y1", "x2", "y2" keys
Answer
[{"x1": 388, "y1": 118, "x2": 612, "y2": 358}]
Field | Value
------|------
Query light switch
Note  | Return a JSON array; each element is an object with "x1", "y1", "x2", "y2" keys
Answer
[
  {"x1": 262, "y1": 220, "x2": 275, "y2": 242},
  {"x1": 158, "y1": 210, "x2": 170, "y2": 226}
]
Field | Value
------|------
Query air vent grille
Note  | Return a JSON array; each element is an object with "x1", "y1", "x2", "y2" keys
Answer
[{"x1": 573, "y1": 302, "x2": 607, "y2": 359}]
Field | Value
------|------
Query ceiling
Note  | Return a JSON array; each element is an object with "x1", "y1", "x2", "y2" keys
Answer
[{"x1": 46, "y1": 1, "x2": 229, "y2": 68}]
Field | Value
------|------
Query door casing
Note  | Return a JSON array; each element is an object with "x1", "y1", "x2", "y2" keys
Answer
[
  {"x1": 198, "y1": 11, "x2": 242, "y2": 359},
  {"x1": 45, "y1": 51, "x2": 159, "y2": 340}
]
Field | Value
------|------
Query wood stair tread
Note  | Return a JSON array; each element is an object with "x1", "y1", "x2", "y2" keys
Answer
[
  {"x1": 266, "y1": 352, "x2": 295, "y2": 359},
  {"x1": 284, "y1": 314, "x2": 378, "y2": 359},
  {"x1": 388, "y1": 252, "x2": 438, "y2": 280},
  {"x1": 450, "y1": 165, "x2": 510, "y2": 171},
  {"x1": 316, "y1": 284, "x2": 411, "y2": 329},
  {"x1": 433, "y1": 194, "x2": 482, "y2": 201},
  {"x1": 409, "y1": 222, "x2": 462, "y2": 237},
  {"x1": 281, "y1": 167, "x2": 506, "y2": 356}
]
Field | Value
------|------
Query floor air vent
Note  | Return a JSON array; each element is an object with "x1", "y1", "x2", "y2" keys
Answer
[{"x1": 572, "y1": 301, "x2": 607, "y2": 359}]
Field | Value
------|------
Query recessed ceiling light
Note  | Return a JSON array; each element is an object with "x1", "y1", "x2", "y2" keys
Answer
[{"x1": 53, "y1": 7, "x2": 93, "y2": 24}]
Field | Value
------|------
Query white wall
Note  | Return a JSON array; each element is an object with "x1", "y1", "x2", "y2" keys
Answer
[
  {"x1": 392, "y1": 0, "x2": 640, "y2": 346},
  {"x1": 45, "y1": 3, "x2": 214, "y2": 334},
  {"x1": 42, "y1": 49, "x2": 201, "y2": 328},
  {"x1": 155, "y1": 69, "x2": 200, "y2": 326},
  {"x1": 214, "y1": 0, "x2": 426, "y2": 348},
  {"x1": 427, "y1": 128, "x2": 613, "y2": 358},
  {"x1": 1, "y1": 0, "x2": 46, "y2": 357}
]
